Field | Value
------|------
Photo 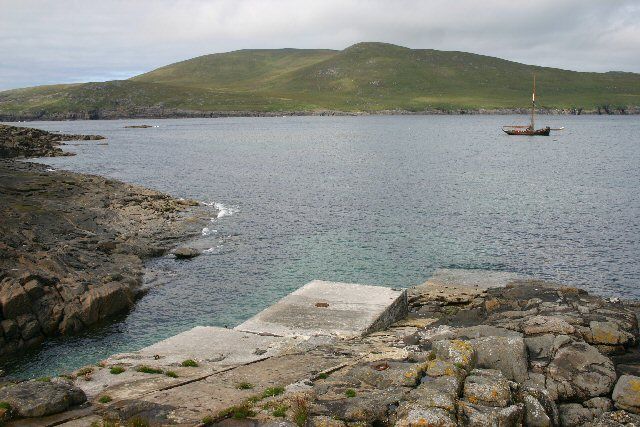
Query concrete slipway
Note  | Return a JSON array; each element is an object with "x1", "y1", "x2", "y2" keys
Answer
[{"x1": 15, "y1": 270, "x2": 518, "y2": 426}]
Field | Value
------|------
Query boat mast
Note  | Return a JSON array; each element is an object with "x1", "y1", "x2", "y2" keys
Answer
[{"x1": 531, "y1": 74, "x2": 536, "y2": 129}]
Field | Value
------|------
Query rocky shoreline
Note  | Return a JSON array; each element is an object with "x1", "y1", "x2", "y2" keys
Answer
[
  {"x1": 0, "y1": 124, "x2": 105, "y2": 158},
  {"x1": 0, "y1": 125, "x2": 214, "y2": 362},
  {"x1": 1, "y1": 105, "x2": 638, "y2": 122},
  {"x1": 0, "y1": 271, "x2": 638, "y2": 426}
]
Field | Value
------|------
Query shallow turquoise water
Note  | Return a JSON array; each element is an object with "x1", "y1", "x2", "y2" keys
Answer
[{"x1": 2, "y1": 114, "x2": 639, "y2": 378}]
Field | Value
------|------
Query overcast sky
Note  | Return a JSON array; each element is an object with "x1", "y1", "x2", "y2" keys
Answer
[{"x1": 1, "y1": 0, "x2": 638, "y2": 91}]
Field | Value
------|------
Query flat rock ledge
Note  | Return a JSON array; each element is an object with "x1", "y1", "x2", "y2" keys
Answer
[{"x1": 2, "y1": 270, "x2": 639, "y2": 426}]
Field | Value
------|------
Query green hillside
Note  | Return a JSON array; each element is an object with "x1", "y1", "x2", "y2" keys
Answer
[{"x1": 1, "y1": 42, "x2": 639, "y2": 119}]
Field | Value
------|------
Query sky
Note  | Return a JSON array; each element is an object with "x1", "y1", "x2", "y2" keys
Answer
[{"x1": 1, "y1": 0, "x2": 639, "y2": 91}]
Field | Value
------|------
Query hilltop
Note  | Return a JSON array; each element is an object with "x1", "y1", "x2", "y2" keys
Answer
[{"x1": 1, "y1": 42, "x2": 639, "y2": 120}]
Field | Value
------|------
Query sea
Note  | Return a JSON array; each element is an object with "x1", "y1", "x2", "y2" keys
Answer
[{"x1": 2, "y1": 114, "x2": 639, "y2": 378}]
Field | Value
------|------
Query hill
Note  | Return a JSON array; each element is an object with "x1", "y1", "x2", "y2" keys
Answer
[{"x1": 1, "y1": 42, "x2": 639, "y2": 120}]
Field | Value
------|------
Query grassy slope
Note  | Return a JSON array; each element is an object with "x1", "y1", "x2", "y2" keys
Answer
[{"x1": 1, "y1": 42, "x2": 639, "y2": 115}]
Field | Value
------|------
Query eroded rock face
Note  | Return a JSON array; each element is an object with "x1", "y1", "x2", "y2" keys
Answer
[
  {"x1": 0, "y1": 159, "x2": 211, "y2": 359},
  {"x1": 0, "y1": 380, "x2": 86, "y2": 418}
]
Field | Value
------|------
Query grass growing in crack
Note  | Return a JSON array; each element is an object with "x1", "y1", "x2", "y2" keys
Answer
[
  {"x1": 165, "y1": 371, "x2": 178, "y2": 378},
  {"x1": 218, "y1": 403, "x2": 256, "y2": 420},
  {"x1": 345, "y1": 389, "x2": 356, "y2": 398},
  {"x1": 292, "y1": 397, "x2": 308, "y2": 427},
  {"x1": 0, "y1": 402, "x2": 10, "y2": 410},
  {"x1": 262, "y1": 386, "x2": 285, "y2": 398},
  {"x1": 110, "y1": 366, "x2": 126, "y2": 375},
  {"x1": 272, "y1": 405, "x2": 287, "y2": 417},
  {"x1": 135, "y1": 365, "x2": 163, "y2": 374},
  {"x1": 36, "y1": 376, "x2": 51, "y2": 382},
  {"x1": 316, "y1": 373, "x2": 329, "y2": 379},
  {"x1": 202, "y1": 415, "x2": 214, "y2": 425},
  {"x1": 246, "y1": 396, "x2": 261, "y2": 404},
  {"x1": 98, "y1": 395, "x2": 112, "y2": 404},
  {"x1": 181, "y1": 359, "x2": 198, "y2": 367},
  {"x1": 237, "y1": 381, "x2": 254, "y2": 390}
]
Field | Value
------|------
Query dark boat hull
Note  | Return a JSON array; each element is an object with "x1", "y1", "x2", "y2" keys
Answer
[{"x1": 503, "y1": 127, "x2": 551, "y2": 136}]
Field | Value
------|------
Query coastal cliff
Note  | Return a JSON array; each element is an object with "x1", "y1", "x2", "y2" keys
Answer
[{"x1": 0, "y1": 125, "x2": 212, "y2": 360}]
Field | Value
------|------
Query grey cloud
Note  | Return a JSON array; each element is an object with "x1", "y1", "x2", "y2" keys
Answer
[{"x1": 0, "y1": 0, "x2": 638, "y2": 90}]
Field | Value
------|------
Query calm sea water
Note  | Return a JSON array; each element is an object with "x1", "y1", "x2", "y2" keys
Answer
[{"x1": 2, "y1": 115, "x2": 639, "y2": 378}]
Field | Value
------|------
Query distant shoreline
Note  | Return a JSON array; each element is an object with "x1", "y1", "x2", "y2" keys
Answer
[{"x1": 1, "y1": 106, "x2": 638, "y2": 122}]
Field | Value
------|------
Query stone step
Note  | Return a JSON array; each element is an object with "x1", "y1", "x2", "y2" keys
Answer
[{"x1": 235, "y1": 280, "x2": 408, "y2": 338}]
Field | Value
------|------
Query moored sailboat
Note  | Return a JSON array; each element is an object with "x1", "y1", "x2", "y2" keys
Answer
[{"x1": 502, "y1": 75, "x2": 562, "y2": 136}]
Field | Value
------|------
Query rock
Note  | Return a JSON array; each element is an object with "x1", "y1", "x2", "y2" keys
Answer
[
  {"x1": 585, "y1": 410, "x2": 640, "y2": 426},
  {"x1": 0, "y1": 380, "x2": 86, "y2": 418},
  {"x1": 0, "y1": 282, "x2": 31, "y2": 319},
  {"x1": 612, "y1": 375, "x2": 640, "y2": 414},
  {"x1": 558, "y1": 403, "x2": 594, "y2": 426},
  {"x1": 79, "y1": 282, "x2": 134, "y2": 325},
  {"x1": 420, "y1": 374, "x2": 463, "y2": 397},
  {"x1": 545, "y1": 341, "x2": 617, "y2": 401},
  {"x1": 432, "y1": 339, "x2": 477, "y2": 371},
  {"x1": 407, "y1": 386, "x2": 457, "y2": 412},
  {"x1": 396, "y1": 406, "x2": 457, "y2": 427},
  {"x1": 585, "y1": 321, "x2": 635, "y2": 347},
  {"x1": 457, "y1": 401, "x2": 524, "y2": 426},
  {"x1": 522, "y1": 316, "x2": 575, "y2": 335},
  {"x1": 463, "y1": 369, "x2": 512, "y2": 407},
  {"x1": 521, "y1": 388, "x2": 560, "y2": 426},
  {"x1": 525, "y1": 334, "x2": 571, "y2": 363},
  {"x1": 584, "y1": 397, "x2": 614, "y2": 417},
  {"x1": 172, "y1": 247, "x2": 201, "y2": 259},
  {"x1": 523, "y1": 394, "x2": 551, "y2": 427},
  {"x1": 470, "y1": 336, "x2": 528, "y2": 383},
  {"x1": 423, "y1": 359, "x2": 466, "y2": 382}
]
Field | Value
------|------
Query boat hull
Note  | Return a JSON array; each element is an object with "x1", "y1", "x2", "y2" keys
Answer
[{"x1": 503, "y1": 127, "x2": 550, "y2": 136}]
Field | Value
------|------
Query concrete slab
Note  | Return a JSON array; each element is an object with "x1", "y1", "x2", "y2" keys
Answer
[
  {"x1": 235, "y1": 280, "x2": 407, "y2": 338},
  {"x1": 410, "y1": 268, "x2": 524, "y2": 304},
  {"x1": 77, "y1": 327, "x2": 302, "y2": 400},
  {"x1": 107, "y1": 326, "x2": 298, "y2": 368}
]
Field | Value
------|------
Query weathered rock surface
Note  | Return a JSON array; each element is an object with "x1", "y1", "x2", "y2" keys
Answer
[
  {"x1": 172, "y1": 246, "x2": 201, "y2": 259},
  {"x1": 0, "y1": 131, "x2": 214, "y2": 359},
  {"x1": 0, "y1": 379, "x2": 86, "y2": 418},
  {"x1": 0, "y1": 124, "x2": 104, "y2": 158},
  {"x1": 612, "y1": 375, "x2": 640, "y2": 414}
]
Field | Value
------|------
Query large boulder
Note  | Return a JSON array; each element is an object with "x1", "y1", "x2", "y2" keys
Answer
[
  {"x1": 463, "y1": 369, "x2": 512, "y2": 408},
  {"x1": 470, "y1": 336, "x2": 529, "y2": 383},
  {"x1": 0, "y1": 380, "x2": 86, "y2": 418},
  {"x1": 457, "y1": 401, "x2": 523, "y2": 426},
  {"x1": 545, "y1": 341, "x2": 617, "y2": 401},
  {"x1": 612, "y1": 375, "x2": 640, "y2": 414},
  {"x1": 558, "y1": 403, "x2": 594, "y2": 426}
]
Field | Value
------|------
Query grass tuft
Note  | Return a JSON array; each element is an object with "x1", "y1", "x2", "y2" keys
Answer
[
  {"x1": 272, "y1": 405, "x2": 287, "y2": 418},
  {"x1": 110, "y1": 366, "x2": 126, "y2": 375},
  {"x1": 135, "y1": 365, "x2": 163, "y2": 374},
  {"x1": 98, "y1": 395, "x2": 112, "y2": 404},
  {"x1": 262, "y1": 386, "x2": 285, "y2": 398},
  {"x1": 345, "y1": 389, "x2": 356, "y2": 398},
  {"x1": 181, "y1": 359, "x2": 198, "y2": 367},
  {"x1": 165, "y1": 371, "x2": 178, "y2": 378},
  {"x1": 237, "y1": 381, "x2": 254, "y2": 390}
]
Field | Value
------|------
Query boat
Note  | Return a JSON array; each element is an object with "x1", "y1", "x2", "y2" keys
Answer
[{"x1": 502, "y1": 74, "x2": 562, "y2": 136}]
